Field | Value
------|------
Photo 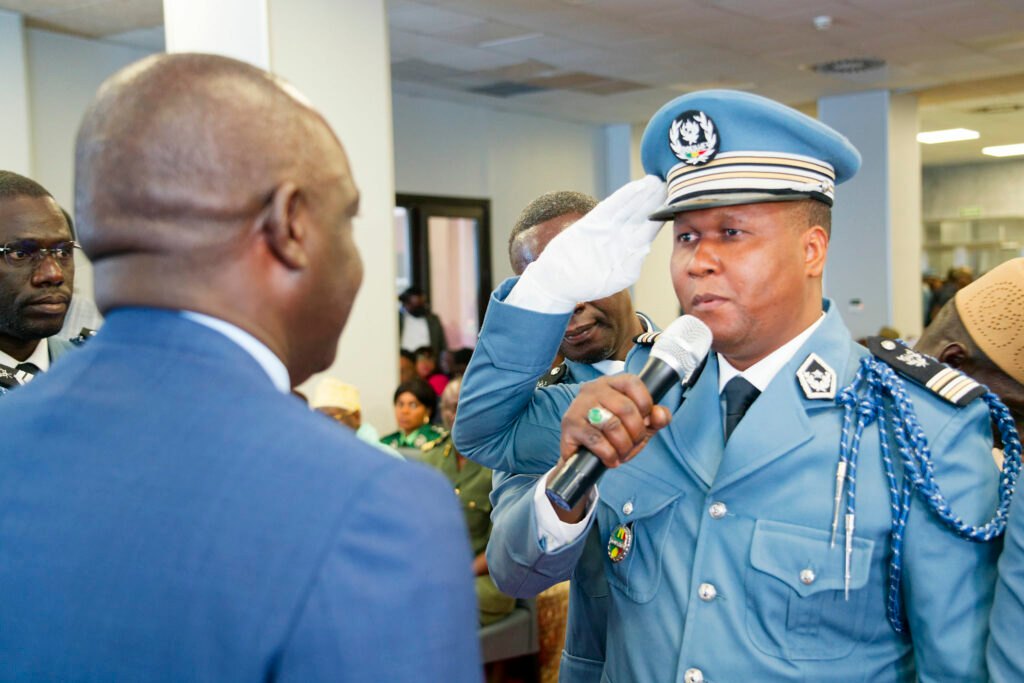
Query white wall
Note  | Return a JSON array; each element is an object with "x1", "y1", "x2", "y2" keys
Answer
[
  {"x1": 392, "y1": 92, "x2": 603, "y2": 284},
  {"x1": 0, "y1": 11, "x2": 31, "y2": 176},
  {"x1": 26, "y1": 29, "x2": 155, "y2": 213},
  {"x1": 25, "y1": 28, "x2": 155, "y2": 303},
  {"x1": 923, "y1": 159, "x2": 1024, "y2": 220},
  {"x1": 268, "y1": 0, "x2": 399, "y2": 429}
]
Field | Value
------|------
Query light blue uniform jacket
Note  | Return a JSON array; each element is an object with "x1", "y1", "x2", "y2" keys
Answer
[
  {"x1": 461, "y1": 282, "x2": 1000, "y2": 682},
  {"x1": 988, "y1": 478, "x2": 1024, "y2": 681}
]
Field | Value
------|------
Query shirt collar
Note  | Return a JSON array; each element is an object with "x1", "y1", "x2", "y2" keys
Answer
[
  {"x1": 0, "y1": 337, "x2": 50, "y2": 377},
  {"x1": 180, "y1": 311, "x2": 290, "y2": 393},
  {"x1": 718, "y1": 313, "x2": 826, "y2": 393},
  {"x1": 591, "y1": 358, "x2": 626, "y2": 376}
]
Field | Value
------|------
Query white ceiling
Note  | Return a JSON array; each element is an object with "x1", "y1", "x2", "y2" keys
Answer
[{"x1": 3, "y1": 0, "x2": 1024, "y2": 166}]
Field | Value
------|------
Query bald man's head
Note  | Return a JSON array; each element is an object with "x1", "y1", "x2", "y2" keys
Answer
[
  {"x1": 76, "y1": 53, "x2": 342, "y2": 257},
  {"x1": 75, "y1": 53, "x2": 363, "y2": 385}
]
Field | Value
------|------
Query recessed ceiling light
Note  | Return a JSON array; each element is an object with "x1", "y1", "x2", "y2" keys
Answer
[
  {"x1": 982, "y1": 143, "x2": 1024, "y2": 157},
  {"x1": 811, "y1": 57, "x2": 885, "y2": 74},
  {"x1": 917, "y1": 128, "x2": 980, "y2": 144}
]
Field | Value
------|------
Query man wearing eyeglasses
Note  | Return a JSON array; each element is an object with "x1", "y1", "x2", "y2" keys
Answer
[{"x1": 0, "y1": 171, "x2": 77, "y2": 395}]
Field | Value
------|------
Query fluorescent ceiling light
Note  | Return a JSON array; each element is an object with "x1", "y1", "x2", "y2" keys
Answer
[
  {"x1": 982, "y1": 143, "x2": 1024, "y2": 157},
  {"x1": 916, "y1": 128, "x2": 980, "y2": 144}
]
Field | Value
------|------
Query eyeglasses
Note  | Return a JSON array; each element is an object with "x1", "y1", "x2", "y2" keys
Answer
[{"x1": 0, "y1": 240, "x2": 79, "y2": 268}]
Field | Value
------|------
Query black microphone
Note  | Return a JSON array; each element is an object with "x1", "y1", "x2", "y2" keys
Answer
[{"x1": 546, "y1": 315, "x2": 712, "y2": 511}]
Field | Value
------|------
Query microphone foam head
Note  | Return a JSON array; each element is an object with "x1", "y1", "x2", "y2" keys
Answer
[{"x1": 651, "y1": 315, "x2": 713, "y2": 377}]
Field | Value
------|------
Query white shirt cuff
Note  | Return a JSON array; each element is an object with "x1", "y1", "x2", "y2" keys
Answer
[
  {"x1": 505, "y1": 266, "x2": 576, "y2": 314},
  {"x1": 533, "y1": 466, "x2": 599, "y2": 552}
]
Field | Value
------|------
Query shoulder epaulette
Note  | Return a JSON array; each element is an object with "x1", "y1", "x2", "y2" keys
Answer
[
  {"x1": 633, "y1": 312, "x2": 660, "y2": 346},
  {"x1": 633, "y1": 330, "x2": 661, "y2": 346},
  {"x1": 70, "y1": 328, "x2": 97, "y2": 346},
  {"x1": 867, "y1": 336, "x2": 985, "y2": 407},
  {"x1": 536, "y1": 362, "x2": 568, "y2": 388},
  {"x1": 420, "y1": 429, "x2": 449, "y2": 452}
]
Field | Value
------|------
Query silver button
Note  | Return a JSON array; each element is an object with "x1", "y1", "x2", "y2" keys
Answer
[
  {"x1": 698, "y1": 583, "x2": 717, "y2": 601},
  {"x1": 622, "y1": 501, "x2": 634, "y2": 515},
  {"x1": 684, "y1": 668, "x2": 704, "y2": 683},
  {"x1": 708, "y1": 502, "x2": 727, "y2": 519},
  {"x1": 881, "y1": 340, "x2": 896, "y2": 351},
  {"x1": 800, "y1": 568, "x2": 816, "y2": 585}
]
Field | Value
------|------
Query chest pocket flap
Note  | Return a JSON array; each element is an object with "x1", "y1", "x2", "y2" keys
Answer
[
  {"x1": 598, "y1": 470, "x2": 685, "y2": 604},
  {"x1": 747, "y1": 519, "x2": 877, "y2": 661},
  {"x1": 750, "y1": 519, "x2": 873, "y2": 596}
]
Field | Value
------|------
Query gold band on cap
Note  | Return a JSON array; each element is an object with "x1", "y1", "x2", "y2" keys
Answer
[{"x1": 954, "y1": 258, "x2": 1024, "y2": 385}]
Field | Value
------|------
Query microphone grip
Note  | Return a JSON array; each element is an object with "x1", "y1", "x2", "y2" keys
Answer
[
  {"x1": 546, "y1": 449, "x2": 604, "y2": 511},
  {"x1": 546, "y1": 356, "x2": 683, "y2": 511}
]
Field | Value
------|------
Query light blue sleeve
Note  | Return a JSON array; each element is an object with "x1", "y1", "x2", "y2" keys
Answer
[
  {"x1": 989, "y1": 490, "x2": 1024, "y2": 682},
  {"x1": 902, "y1": 398, "x2": 1001, "y2": 682},
  {"x1": 453, "y1": 278, "x2": 577, "y2": 474},
  {"x1": 275, "y1": 463, "x2": 482, "y2": 682},
  {"x1": 486, "y1": 470, "x2": 594, "y2": 598}
]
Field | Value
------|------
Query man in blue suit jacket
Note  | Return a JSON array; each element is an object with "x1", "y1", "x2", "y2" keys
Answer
[{"x1": 0, "y1": 53, "x2": 480, "y2": 682}]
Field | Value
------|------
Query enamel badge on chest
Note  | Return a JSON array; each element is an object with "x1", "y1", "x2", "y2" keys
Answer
[
  {"x1": 607, "y1": 523, "x2": 633, "y2": 563},
  {"x1": 797, "y1": 352, "x2": 837, "y2": 400}
]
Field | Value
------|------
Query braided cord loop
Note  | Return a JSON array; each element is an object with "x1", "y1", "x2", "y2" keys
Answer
[{"x1": 835, "y1": 355, "x2": 1022, "y2": 632}]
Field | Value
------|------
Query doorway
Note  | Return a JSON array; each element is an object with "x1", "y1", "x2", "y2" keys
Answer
[{"x1": 394, "y1": 194, "x2": 492, "y2": 351}]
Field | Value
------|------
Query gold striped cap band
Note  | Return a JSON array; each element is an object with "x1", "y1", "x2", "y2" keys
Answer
[{"x1": 658, "y1": 150, "x2": 836, "y2": 216}]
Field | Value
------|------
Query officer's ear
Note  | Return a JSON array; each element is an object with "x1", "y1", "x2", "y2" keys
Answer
[
  {"x1": 802, "y1": 224, "x2": 828, "y2": 278},
  {"x1": 937, "y1": 342, "x2": 969, "y2": 369}
]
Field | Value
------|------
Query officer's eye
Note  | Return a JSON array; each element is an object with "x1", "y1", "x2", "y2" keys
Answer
[
  {"x1": 676, "y1": 231, "x2": 696, "y2": 243},
  {"x1": 724, "y1": 228, "x2": 742, "y2": 237}
]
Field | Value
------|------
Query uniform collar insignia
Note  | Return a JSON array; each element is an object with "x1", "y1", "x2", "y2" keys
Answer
[
  {"x1": 669, "y1": 109, "x2": 719, "y2": 166},
  {"x1": 797, "y1": 352, "x2": 837, "y2": 400}
]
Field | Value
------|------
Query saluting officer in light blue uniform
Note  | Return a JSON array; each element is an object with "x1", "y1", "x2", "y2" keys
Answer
[
  {"x1": 469, "y1": 90, "x2": 1018, "y2": 682},
  {"x1": 455, "y1": 189, "x2": 666, "y2": 680}
]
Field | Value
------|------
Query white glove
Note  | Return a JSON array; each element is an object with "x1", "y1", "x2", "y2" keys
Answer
[{"x1": 507, "y1": 175, "x2": 667, "y2": 314}]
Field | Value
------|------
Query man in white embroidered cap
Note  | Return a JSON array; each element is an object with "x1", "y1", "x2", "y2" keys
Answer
[{"x1": 482, "y1": 90, "x2": 1007, "y2": 682}]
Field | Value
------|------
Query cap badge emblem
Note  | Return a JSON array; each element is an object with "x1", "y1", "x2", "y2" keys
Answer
[
  {"x1": 797, "y1": 352, "x2": 837, "y2": 400},
  {"x1": 669, "y1": 110, "x2": 719, "y2": 166}
]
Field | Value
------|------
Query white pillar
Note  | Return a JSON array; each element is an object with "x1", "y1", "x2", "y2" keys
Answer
[
  {"x1": 0, "y1": 10, "x2": 32, "y2": 176},
  {"x1": 163, "y1": 0, "x2": 269, "y2": 68},
  {"x1": 163, "y1": 0, "x2": 398, "y2": 427},
  {"x1": 818, "y1": 90, "x2": 923, "y2": 340}
]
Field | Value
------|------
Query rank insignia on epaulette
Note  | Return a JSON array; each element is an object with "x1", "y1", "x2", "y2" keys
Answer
[
  {"x1": 797, "y1": 352, "x2": 836, "y2": 400},
  {"x1": 867, "y1": 337, "x2": 985, "y2": 407},
  {"x1": 633, "y1": 330, "x2": 661, "y2": 346},
  {"x1": 536, "y1": 362, "x2": 568, "y2": 388}
]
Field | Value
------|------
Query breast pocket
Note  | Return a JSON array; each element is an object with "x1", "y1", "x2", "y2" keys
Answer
[
  {"x1": 745, "y1": 519, "x2": 875, "y2": 661},
  {"x1": 597, "y1": 474, "x2": 684, "y2": 604}
]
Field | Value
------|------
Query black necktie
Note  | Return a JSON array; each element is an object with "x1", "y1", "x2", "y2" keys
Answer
[{"x1": 723, "y1": 376, "x2": 760, "y2": 441}]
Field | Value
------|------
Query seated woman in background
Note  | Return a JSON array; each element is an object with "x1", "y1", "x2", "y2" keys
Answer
[
  {"x1": 380, "y1": 378, "x2": 443, "y2": 449},
  {"x1": 414, "y1": 346, "x2": 449, "y2": 397},
  {"x1": 419, "y1": 377, "x2": 515, "y2": 626}
]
